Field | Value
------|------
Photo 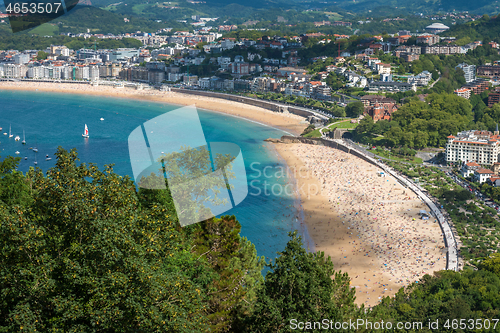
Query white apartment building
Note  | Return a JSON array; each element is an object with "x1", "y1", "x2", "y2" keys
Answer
[
  {"x1": 446, "y1": 130, "x2": 500, "y2": 166},
  {"x1": 376, "y1": 63, "x2": 391, "y2": 75},
  {"x1": 473, "y1": 168, "x2": 495, "y2": 183},
  {"x1": 1, "y1": 64, "x2": 27, "y2": 78},
  {"x1": 454, "y1": 88, "x2": 471, "y2": 99},
  {"x1": 456, "y1": 63, "x2": 476, "y2": 83},
  {"x1": 461, "y1": 161, "x2": 480, "y2": 177}
]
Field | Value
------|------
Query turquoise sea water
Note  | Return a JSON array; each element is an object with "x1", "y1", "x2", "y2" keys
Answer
[{"x1": 0, "y1": 90, "x2": 312, "y2": 261}]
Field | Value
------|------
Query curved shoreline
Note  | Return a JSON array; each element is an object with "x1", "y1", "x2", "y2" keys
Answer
[
  {"x1": 0, "y1": 81, "x2": 312, "y2": 254},
  {"x1": 0, "y1": 82, "x2": 308, "y2": 136}
]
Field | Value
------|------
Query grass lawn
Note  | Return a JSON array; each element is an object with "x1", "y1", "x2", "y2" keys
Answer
[
  {"x1": 372, "y1": 149, "x2": 423, "y2": 164},
  {"x1": 327, "y1": 120, "x2": 358, "y2": 131},
  {"x1": 303, "y1": 129, "x2": 322, "y2": 138},
  {"x1": 29, "y1": 24, "x2": 58, "y2": 36}
]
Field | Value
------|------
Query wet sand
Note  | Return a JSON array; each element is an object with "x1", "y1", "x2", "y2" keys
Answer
[{"x1": 273, "y1": 143, "x2": 447, "y2": 307}]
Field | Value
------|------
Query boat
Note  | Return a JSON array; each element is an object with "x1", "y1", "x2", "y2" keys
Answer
[
  {"x1": 9, "y1": 125, "x2": 13, "y2": 138},
  {"x1": 2, "y1": 133, "x2": 6, "y2": 135},
  {"x1": 82, "y1": 124, "x2": 89, "y2": 138},
  {"x1": 45, "y1": 154, "x2": 52, "y2": 161},
  {"x1": 14, "y1": 135, "x2": 20, "y2": 141},
  {"x1": 33, "y1": 137, "x2": 38, "y2": 153},
  {"x1": 22, "y1": 130, "x2": 26, "y2": 145},
  {"x1": 34, "y1": 154, "x2": 37, "y2": 165},
  {"x1": 100, "y1": 118, "x2": 104, "y2": 121},
  {"x1": 24, "y1": 156, "x2": 27, "y2": 160},
  {"x1": 15, "y1": 151, "x2": 20, "y2": 155}
]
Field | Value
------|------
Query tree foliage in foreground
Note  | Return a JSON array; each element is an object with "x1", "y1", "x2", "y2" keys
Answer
[
  {"x1": 370, "y1": 269, "x2": 500, "y2": 332},
  {"x1": 245, "y1": 231, "x2": 362, "y2": 332},
  {"x1": 0, "y1": 148, "x2": 263, "y2": 332}
]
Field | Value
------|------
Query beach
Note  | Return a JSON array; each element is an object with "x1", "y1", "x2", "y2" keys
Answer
[
  {"x1": 1, "y1": 81, "x2": 447, "y2": 307},
  {"x1": 0, "y1": 81, "x2": 308, "y2": 136},
  {"x1": 273, "y1": 143, "x2": 447, "y2": 307}
]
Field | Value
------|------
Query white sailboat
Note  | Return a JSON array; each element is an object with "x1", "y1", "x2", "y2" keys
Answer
[
  {"x1": 22, "y1": 130, "x2": 26, "y2": 145},
  {"x1": 45, "y1": 154, "x2": 52, "y2": 161},
  {"x1": 14, "y1": 135, "x2": 20, "y2": 141},
  {"x1": 15, "y1": 151, "x2": 20, "y2": 155},
  {"x1": 9, "y1": 125, "x2": 13, "y2": 138},
  {"x1": 82, "y1": 124, "x2": 89, "y2": 138},
  {"x1": 33, "y1": 137, "x2": 38, "y2": 153},
  {"x1": 34, "y1": 154, "x2": 37, "y2": 165}
]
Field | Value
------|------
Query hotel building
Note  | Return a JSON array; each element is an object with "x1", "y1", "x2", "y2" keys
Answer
[{"x1": 446, "y1": 129, "x2": 500, "y2": 166}]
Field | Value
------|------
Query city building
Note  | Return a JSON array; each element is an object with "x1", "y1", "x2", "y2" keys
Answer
[
  {"x1": 400, "y1": 52, "x2": 419, "y2": 62},
  {"x1": 376, "y1": 63, "x2": 391, "y2": 75},
  {"x1": 361, "y1": 96, "x2": 398, "y2": 122},
  {"x1": 407, "y1": 71, "x2": 432, "y2": 86},
  {"x1": 473, "y1": 168, "x2": 495, "y2": 183},
  {"x1": 477, "y1": 65, "x2": 500, "y2": 78},
  {"x1": 455, "y1": 63, "x2": 476, "y2": 83},
  {"x1": 425, "y1": 23, "x2": 449, "y2": 34},
  {"x1": 367, "y1": 81, "x2": 416, "y2": 92},
  {"x1": 488, "y1": 92, "x2": 500, "y2": 107},
  {"x1": 446, "y1": 129, "x2": 500, "y2": 165},
  {"x1": 462, "y1": 79, "x2": 489, "y2": 95},
  {"x1": 454, "y1": 88, "x2": 471, "y2": 99},
  {"x1": 461, "y1": 161, "x2": 480, "y2": 177},
  {"x1": 416, "y1": 34, "x2": 440, "y2": 45}
]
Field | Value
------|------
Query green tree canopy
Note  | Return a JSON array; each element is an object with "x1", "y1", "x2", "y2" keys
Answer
[
  {"x1": 345, "y1": 101, "x2": 365, "y2": 118},
  {"x1": 245, "y1": 231, "x2": 361, "y2": 332}
]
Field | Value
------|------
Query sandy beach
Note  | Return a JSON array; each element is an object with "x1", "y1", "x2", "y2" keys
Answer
[
  {"x1": 273, "y1": 143, "x2": 447, "y2": 307},
  {"x1": 0, "y1": 81, "x2": 308, "y2": 136}
]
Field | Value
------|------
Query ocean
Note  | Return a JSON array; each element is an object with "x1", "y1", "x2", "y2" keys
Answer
[{"x1": 0, "y1": 89, "x2": 312, "y2": 262}]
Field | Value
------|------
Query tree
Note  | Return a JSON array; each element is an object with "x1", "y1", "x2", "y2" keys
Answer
[
  {"x1": 479, "y1": 253, "x2": 500, "y2": 278},
  {"x1": 356, "y1": 115, "x2": 374, "y2": 135},
  {"x1": 245, "y1": 232, "x2": 360, "y2": 332},
  {"x1": 345, "y1": 101, "x2": 365, "y2": 118},
  {"x1": 0, "y1": 148, "x2": 213, "y2": 332},
  {"x1": 191, "y1": 216, "x2": 265, "y2": 332},
  {"x1": 37, "y1": 51, "x2": 48, "y2": 60}
]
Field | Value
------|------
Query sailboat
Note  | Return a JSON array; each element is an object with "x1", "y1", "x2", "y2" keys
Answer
[
  {"x1": 22, "y1": 130, "x2": 26, "y2": 145},
  {"x1": 34, "y1": 154, "x2": 37, "y2": 166},
  {"x1": 9, "y1": 125, "x2": 13, "y2": 138},
  {"x1": 82, "y1": 124, "x2": 89, "y2": 138},
  {"x1": 14, "y1": 135, "x2": 20, "y2": 141},
  {"x1": 33, "y1": 137, "x2": 38, "y2": 153},
  {"x1": 45, "y1": 154, "x2": 52, "y2": 161}
]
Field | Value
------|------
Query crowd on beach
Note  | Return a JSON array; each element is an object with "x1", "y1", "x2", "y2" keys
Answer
[{"x1": 279, "y1": 143, "x2": 447, "y2": 306}]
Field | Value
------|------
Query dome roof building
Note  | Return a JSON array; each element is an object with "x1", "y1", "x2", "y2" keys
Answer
[{"x1": 425, "y1": 23, "x2": 449, "y2": 34}]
